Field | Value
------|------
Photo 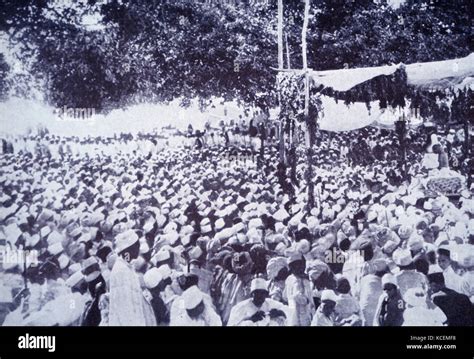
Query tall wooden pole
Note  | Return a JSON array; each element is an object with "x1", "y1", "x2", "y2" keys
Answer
[
  {"x1": 278, "y1": 0, "x2": 284, "y2": 70},
  {"x1": 285, "y1": 32, "x2": 291, "y2": 69},
  {"x1": 302, "y1": 0, "x2": 315, "y2": 212},
  {"x1": 277, "y1": 0, "x2": 285, "y2": 164}
]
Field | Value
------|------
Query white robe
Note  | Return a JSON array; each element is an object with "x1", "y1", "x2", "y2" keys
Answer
[
  {"x1": 227, "y1": 298, "x2": 289, "y2": 326},
  {"x1": 395, "y1": 270, "x2": 428, "y2": 298},
  {"x1": 170, "y1": 290, "x2": 215, "y2": 322},
  {"x1": 170, "y1": 305, "x2": 221, "y2": 326},
  {"x1": 402, "y1": 306, "x2": 446, "y2": 326},
  {"x1": 109, "y1": 257, "x2": 157, "y2": 326},
  {"x1": 283, "y1": 275, "x2": 314, "y2": 326},
  {"x1": 359, "y1": 274, "x2": 383, "y2": 326},
  {"x1": 460, "y1": 271, "x2": 473, "y2": 303},
  {"x1": 311, "y1": 307, "x2": 335, "y2": 326},
  {"x1": 443, "y1": 266, "x2": 463, "y2": 293}
]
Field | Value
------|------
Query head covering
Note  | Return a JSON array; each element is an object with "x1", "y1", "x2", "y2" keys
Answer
[
  {"x1": 273, "y1": 208, "x2": 290, "y2": 222},
  {"x1": 4, "y1": 223, "x2": 22, "y2": 244},
  {"x1": 392, "y1": 248, "x2": 413, "y2": 267},
  {"x1": 320, "y1": 289, "x2": 337, "y2": 302},
  {"x1": 25, "y1": 234, "x2": 41, "y2": 248},
  {"x1": 266, "y1": 257, "x2": 287, "y2": 280},
  {"x1": 398, "y1": 225, "x2": 413, "y2": 239},
  {"x1": 48, "y1": 242, "x2": 64, "y2": 256},
  {"x1": 287, "y1": 251, "x2": 304, "y2": 265},
  {"x1": 250, "y1": 278, "x2": 268, "y2": 293},
  {"x1": 371, "y1": 258, "x2": 389, "y2": 273},
  {"x1": 182, "y1": 285, "x2": 204, "y2": 310},
  {"x1": 143, "y1": 267, "x2": 164, "y2": 289},
  {"x1": 407, "y1": 234, "x2": 424, "y2": 252},
  {"x1": 58, "y1": 253, "x2": 70, "y2": 270},
  {"x1": 450, "y1": 244, "x2": 474, "y2": 268},
  {"x1": 115, "y1": 229, "x2": 139, "y2": 254},
  {"x1": 66, "y1": 271, "x2": 85, "y2": 288},
  {"x1": 294, "y1": 237, "x2": 310, "y2": 252},
  {"x1": 381, "y1": 273, "x2": 396, "y2": 287},
  {"x1": 82, "y1": 257, "x2": 101, "y2": 282}
]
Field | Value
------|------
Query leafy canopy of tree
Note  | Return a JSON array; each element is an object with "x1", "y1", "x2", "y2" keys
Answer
[{"x1": 0, "y1": 0, "x2": 471, "y2": 112}]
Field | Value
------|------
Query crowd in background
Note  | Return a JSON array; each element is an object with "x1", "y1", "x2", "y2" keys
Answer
[{"x1": 0, "y1": 121, "x2": 473, "y2": 326}]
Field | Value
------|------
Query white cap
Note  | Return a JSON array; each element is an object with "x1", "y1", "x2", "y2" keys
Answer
[
  {"x1": 182, "y1": 286, "x2": 204, "y2": 310},
  {"x1": 216, "y1": 227, "x2": 234, "y2": 242},
  {"x1": 392, "y1": 248, "x2": 412, "y2": 267},
  {"x1": 381, "y1": 273, "x2": 397, "y2": 287},
  {"x1": 25, "y1": 234, "x2": 40, "y2": 247},
  {"x1": 153, "y1": 248, "x2": 171, "y2": 263},
  {"x1": 320, "y1": 289, "x2": 337, "y2": 302},
  {"x1": 250, "y1": 278, "x2": 268, "y2": 293},
  {"x1": 296, "y1": 239, "x2": 311, "y2": 254},
  {"x1": 232, "y1": 222, "x2": 245, "y2": 234},
  {"x1": 248, "y1": 218, "x2": 263, "y2": 229},
  {"x1": 407, "y1": 234, "x2": 424, "y2": 251},
  {"x1": 115, "y1": 229, "x2": 139, "y2": 254},
  {"x1": 40, "y1": 225, "x2": 52, "y2": 238},
  {"x1": 66, "y1": 271, "x2": 85, "y2": 288},
  {"x1": 163, "y1": 231, "x2": 179, "y2": 245},
  {"x1": 451, "y1": 244, "x2": 474, "y2": 268},
  {"x1": 143, "y1": 220, "x2": 155, "y2": 234},
  {"x1": 215, "y1": 218, "x2": 225, "y2": 231},
  {"x1": 48, "y1": 242, "x2": 64, "y2": 256},
  {"x1": 69, "y1": 263, "x2": 82, "y2": 274},
  {"x1": 4, "y1": 223, "x2": 22, "y2": 243},
  {"x1": 143, "y1": 267, "x2": 163, "y2": 289},
  {"x1": 274, "y1": 208, "x2": 290, "y2": 222},
  {"x1": 58, "y1": 253, "x2": 70, "y2": 270},
  {"x1": 139, "y1": 239, "x2": 150, "y2": 254},
  {"x1": 287, "y1": 251, "x2": 304, "y2": 264},
  {"x1": 47, "y1": 231, "x2": 64, "y2": 246},
  {"x1": 189, "y1": 246, "x2": 203, "y2": 260}
]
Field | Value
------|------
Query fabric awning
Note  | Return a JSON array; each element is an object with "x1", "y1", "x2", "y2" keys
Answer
[{"x1": 308, "y1": 53, "x2": 474, "y2": 92}]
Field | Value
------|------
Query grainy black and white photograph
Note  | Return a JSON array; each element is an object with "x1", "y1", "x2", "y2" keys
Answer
[{"x1": 0, "y1": 0, "x2": 473, "y2": 345}]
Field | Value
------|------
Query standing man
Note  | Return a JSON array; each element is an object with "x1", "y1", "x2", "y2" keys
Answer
[
  {"x1": 109, "y1": 230, "x2": 157, "y2": 326},
  {"x1": 374, "y1": 273, "x2": 405, "y2": 326},
  {"x1": 437, "y1": 247, "x2": 463, "y2": 293},
  {"x1": 283, "y1": 253, "x2": 314, "y2": 326}
]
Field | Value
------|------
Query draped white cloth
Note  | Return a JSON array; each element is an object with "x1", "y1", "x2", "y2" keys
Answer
[{"x1": 109, "y1": 257, "x2": 157, "y2": 326}]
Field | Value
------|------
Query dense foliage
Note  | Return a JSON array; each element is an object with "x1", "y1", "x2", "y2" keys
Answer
[{"x1": 0, "y1": 0, "x2": 471, "y2": 112}]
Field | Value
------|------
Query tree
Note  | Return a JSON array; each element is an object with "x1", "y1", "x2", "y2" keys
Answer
[
  {"x1": 0, "y1": 54, "x2": 9, "y2": 100},
  {"x1": 2, "y1": 0, "x2": 471, "y2": 113}
]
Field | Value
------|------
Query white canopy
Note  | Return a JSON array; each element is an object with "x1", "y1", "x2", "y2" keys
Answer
[{"x1": 308, "y1": 53, "x2": 474, "y2": 91}]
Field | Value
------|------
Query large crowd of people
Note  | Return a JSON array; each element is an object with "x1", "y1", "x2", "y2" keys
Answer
[{"x1": 0, "y1": 120, "x2": 473, "y2": 326}]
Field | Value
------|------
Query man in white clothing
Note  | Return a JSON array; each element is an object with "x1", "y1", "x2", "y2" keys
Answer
[
  {"x1": 169, "y1": 285, "x2": 221, "y2": 326},
  {"x1": 437, "y1": 247, "x2": 463, "y2": 293},
  {"x1": 109, "y1": 229, "x2": 157, "y2": 326},
  {"x1": 311, "y1": 290, "x2": 337, "y2": 326},
  {"x1": 228, "y1": 278, "x2": 289, "y2": 326}
]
